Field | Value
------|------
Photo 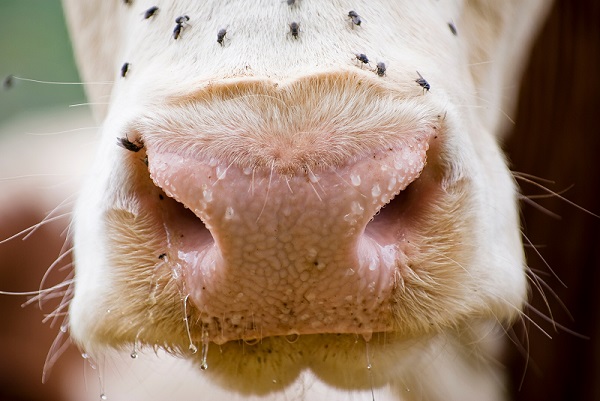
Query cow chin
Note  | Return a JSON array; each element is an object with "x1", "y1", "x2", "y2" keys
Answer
[{"x1": 62, "y1": 0, "x2": 550, "y2": 399}]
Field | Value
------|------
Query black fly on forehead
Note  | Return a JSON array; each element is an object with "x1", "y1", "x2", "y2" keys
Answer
[
  {"x1": 120, "y1": 62, "x2": 130, "y2": 78},
  {"x1": 289, "y1": 22, "x2": 300, "y2": 39},
  {"x1": 173, "y1": 15, "x2": 190, "y2": 40},
  {"x1": 448, "y1": 20, "x2": 457, "y2": 36},
  {"x1": 415, "y1": 71, "x2": 430, "y2": 93},
  {"x1": 355, "y1": 53, "x2": 370, "y2": 67},
  {"x1": 117, "y1": 136, "x2": 144, "y2": 152},
  {"x1": 217, "y1": 28, "x2": 228, "y2": 46},
  {"x1": 143, "y1": 6, "x2": 159, "y2": 20},
  {"x1": 375, "y1": 62, "x2": 386, "y2": 77},
  {"x1": 175, "y1": 15, "x2": 190, "y2": 24},
  {"x1": 348, "y1": 10, "x2": 362, "y2": 27}
]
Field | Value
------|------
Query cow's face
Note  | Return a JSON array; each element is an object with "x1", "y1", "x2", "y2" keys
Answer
[{"x1": 63, "y1": 0, "x2": 550, "y2": 398}]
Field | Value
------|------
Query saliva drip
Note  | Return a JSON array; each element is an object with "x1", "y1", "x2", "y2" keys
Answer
[
  {"x1": 182, "y1": 294, "x2": 198, "y2": 354},
  {"x1": 200, "y1": 326, "x2": 209, "y2": 370},
  {"x1": 366, "y1": 340, "x2": 375, "y2": 401},
  {"x1": 130, "y1": 342, "x2": 138, "y2": 359}
]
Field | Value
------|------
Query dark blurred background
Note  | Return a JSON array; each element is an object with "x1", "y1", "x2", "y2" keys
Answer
[
  {"x1": 505, "y1": 1, "x2": 600, "y2": 400},
  {"x1": 0, "y1": 0, "x2": 599, "y2": 400}
]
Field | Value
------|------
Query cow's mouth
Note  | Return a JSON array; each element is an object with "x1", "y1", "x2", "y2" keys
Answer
[{"x1": 140, "y1": 133, "x2": 437, "y2": 345}]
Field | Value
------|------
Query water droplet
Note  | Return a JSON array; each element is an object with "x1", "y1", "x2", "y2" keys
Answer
[
  {"x1": 243, "y1": 166, "x2": 253, "y2": 175},
  {"x1": 60, "y1": 324, "x2": 68, "y2": 333},
  {"x1": 243, "y1": 337, "x2": 260, "y2": 345},
  {"x1": 308, "y1": 171, "x2": 319, "y2": 183},
  {"x1": 368, "y1": 259, "x2": 377, "y2": 271},
  {"x1": 100, "y1": 393, "x2": 107, "y2": 400},
  {"x1": 216, "y1": 165, "x2": 227, "y2": 180},
  {"x1": 285, "y1": 333, "x2": 300, "y2": 343},
  {"x1": 394, "y1": 155, "x2": 404, "y2": 169},
  {"x1": 362, "y1": 331, "x2": 373, "y2": 342},
  {"x1": 203, "y1": 188, "x2": 213, "y2": 202},
  {"x1": 130, "y1": 342, "x2": 138, "y2": 359},
  {"x1": 351, "y1": 201, "x2": 364, "y2": 215},
  {"x1": 371, "y1": 184, "x2": 381, "y2": 197},
  {"x1": 387, "y1": 176, "x2": 397, "y2": 191},
  {"x1": 224, "y1": 206, "x2": 235, "y2": 220},
  {"x1": 81, "y1": 353, "x2": 89, "y2": 359},
  {"x1": 189, "y1": 343, "x2": 198, "y2": 354},
  {"x1": 350, "y1": 173, "x2": 361, "y2": 186},
  {"x1": 209, "y1": 158, "x2": 218, "y2": 167}
]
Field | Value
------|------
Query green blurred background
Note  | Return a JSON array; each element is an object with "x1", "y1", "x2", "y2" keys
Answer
[{"x1": 0, "y1": 0, "x2": 85, "y2": 125}]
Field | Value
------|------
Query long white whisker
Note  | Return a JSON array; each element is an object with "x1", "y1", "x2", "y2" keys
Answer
[
  {"x1": 11, "y1": 76, "x2": 113, "y2": 85},
  {"x1": 0, "y1": 212, "x2": 71, "y2": 245},
  {"x1": 26, "y1": 126, "x2": 99, "y2": 136},
  {"x1": 515, "y1": 174, "x2": 600, "y2": 218}
]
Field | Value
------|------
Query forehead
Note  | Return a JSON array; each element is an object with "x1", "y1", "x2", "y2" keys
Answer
[{"x1": 108, "y1": 1, "x2": 462, "y2": 83}]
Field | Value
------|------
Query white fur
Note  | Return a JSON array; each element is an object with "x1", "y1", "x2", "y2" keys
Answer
[{"x1": 60, "y1": 1, "x2": 552, "y2": 400}]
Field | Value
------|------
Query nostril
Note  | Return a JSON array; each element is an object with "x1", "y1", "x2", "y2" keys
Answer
[{"x1": 159, "y1": 191, "x2": 215, "y2": 250}]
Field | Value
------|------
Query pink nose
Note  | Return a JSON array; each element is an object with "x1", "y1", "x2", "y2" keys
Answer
[
  {"x1": 147, "y1": 140, "x2": 430, "y2": 343},
  {"x1": 132, "y1": 74, "x2": 440, "y2": 344}
]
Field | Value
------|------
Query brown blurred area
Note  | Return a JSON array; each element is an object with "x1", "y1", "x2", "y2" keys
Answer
[
  {"x1": 505, "y1": 0, "x2": 600, "y2": 400},
  {"x1": 0, "y1": 203, "x2": 78, "y2": 401},
  {"x1": 0, "y1": 0, "x2": 599, "y2": 400}
]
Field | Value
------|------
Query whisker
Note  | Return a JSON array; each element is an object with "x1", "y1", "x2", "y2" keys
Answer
[
  {"x1": 23, "y1": 211, "x2": 73, "y2": 241},
  {"x1": 0, "y1": 174, "x2": 75, "y2": 182},
  {"x1": 0, "y1": 212, "x2": 72, "y2": 245},
  {"x1": 22, "y1": 278, "x2": 75, "y2": 308},
  {"x1": 11, "y1": 76, "x2": 113, "y2": 86},
  {"x1": 26, "y1": 126, "x2": 99, "y2": 136},
  {"x1": 515, "y1": 175, "x2": 599, "y2": 218},
  {"x1": 512, "y1": 171, "x2": 556, "y2": 185},
  {"x1": 23, "y1": 193, "x2": 76, "y2": 242},
  {"x1": 505, "y1": 299, "x2": 552, "y2": 340},
  {"x1": 521, "y1": 230, "x2": 567, "y2": 288},
  {"x1": 524, "y1": 304, "x2": 589, "y2": 340},
  {"x1": 517, "y1": 195, "x2": 562, "y2": 220},
  {"x1": 256, "y1": 160, "x2": 275, "y2": 223},
  {"x1": 525, "y1": 184, "x2": 575, "y2": 199},
  {"x1": 38, "y1": 248, "x2": 74, "y2": 309},
  {"x1": 42, "y1": 318, "x2": 72, "y2": 383},
  {"x1": 523, "y1": 267, "x2": 555, "y2": 330},
  {"x1": 0, "y1": 279, "x2": 72, "y2": 297},
  {"x1": 69, "y1": 102, "x2": 109, "y2": 108},
  {"x1": 526, "y1": 268, "x2": 573, "y2": 321}
]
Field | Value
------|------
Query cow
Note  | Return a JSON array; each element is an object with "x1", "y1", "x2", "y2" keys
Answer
[{"x1": 4, "y1": 1, "x2": 561, "y2": 400}]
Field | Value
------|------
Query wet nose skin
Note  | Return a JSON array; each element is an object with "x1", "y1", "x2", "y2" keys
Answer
[
  {"x1": 147, "y1": 137, "x2": 431, "y2": 343},
  {"x1": 133, "y1": 73, "x2": 440, "y2": 344}
]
